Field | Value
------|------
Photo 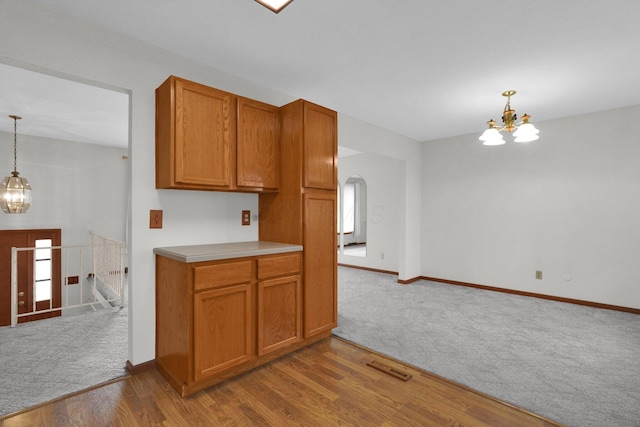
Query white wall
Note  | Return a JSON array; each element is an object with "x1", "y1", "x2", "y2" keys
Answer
[
  {"x1": 338, "y1": 115, "x2": 422, "y2": 280},
  {"x1": 421, "y1": 105, "x2": 640, "y2": 309},
  {"x1": 0, "y1": 1, "x2": 287, "y2": 365},
  {"x1": 0, "y1": 132, "x2": 127, "y2": 245},
  {"x1": 338, "y1": 152, "x2": 402, "y2": 272},
  {"x1": 0, "y1": 0, "x2": 424, "y2": 365},
  {"x1": 0, "y1": 133, "x2": 128, "y2": 315}
]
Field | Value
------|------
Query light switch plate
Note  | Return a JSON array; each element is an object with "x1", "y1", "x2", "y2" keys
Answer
[{"x1": 150, "y1": 210, "x2": 163, "y2": 229}]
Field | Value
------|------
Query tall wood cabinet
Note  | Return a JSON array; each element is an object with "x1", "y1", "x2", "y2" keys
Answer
[
  {"x1": 156, "y1": 76, "x2": 279, "y2": 192},
  {"x1": 302, "y1": 190, "x2": 338, "y2": 337},
  {"x1": 259, "y1": 100, "x2": 338, "y2": 339}
]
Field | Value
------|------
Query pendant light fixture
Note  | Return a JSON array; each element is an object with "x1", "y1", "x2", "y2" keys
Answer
[
  {"x1": 0, "y1": 115, "x2": 32, "y2": 214},
  {"x1": 255, "y1": 0, "x2": 294, "y2": 13},
  {"x1": 479, "y1": 90, "x2": 540, "y2": 145}
]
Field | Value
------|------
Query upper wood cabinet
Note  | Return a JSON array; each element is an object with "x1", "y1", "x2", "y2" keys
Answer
[
  {"x1": 302, "y1": 102, "x2": 337, "y2": 190},
  {"x1": 156, "y1": 76, "x2": 279, "y2": 192},
  {"x1": 237, "y1": 97, "x2": 279, "y2": 190},
  {"x1": 271, "y1": 99, "x2": 337, "y2": 193},
  {"x1": 156, "y1": 77, "x2": 236, "y2": 190}
]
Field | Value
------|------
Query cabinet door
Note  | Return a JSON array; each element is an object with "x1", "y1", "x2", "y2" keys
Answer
[
  {"x1": 193, "y1": 284, "x2": 253, "y2": 381},
  {"x1": 303, "y1": 190, "x2": 337, "y2": 337},
  {"x1": 173, "y1": 78, "x2": 236, "y2": 189},
  {"x1": 237, "y1": 97, "x2": 279, "y2": 190},
  {"x1": 303, "y1": 102, "x2": 337, "y2": 190},
  {"x1": 257, "y1": 275, "x2": 301, "y2": 356}
]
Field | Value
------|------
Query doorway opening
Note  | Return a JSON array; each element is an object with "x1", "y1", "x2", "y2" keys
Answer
[
  {"x1": 0, "y1": 60, "x2": 130, "y2": 417},
  {"x1": 338, "y1": 175, "x2": 367, "y2": 258}
]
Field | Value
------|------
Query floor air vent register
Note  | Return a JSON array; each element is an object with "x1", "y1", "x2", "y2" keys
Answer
[{"x1": 367, "y1": 360, "x2": 413, "y2": 381}]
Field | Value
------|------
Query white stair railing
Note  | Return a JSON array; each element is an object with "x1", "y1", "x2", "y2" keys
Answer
[
  {"x1": 90, "y1": 233, "x2": 126, "y2": 308},
  {"x1": 10, "y1": 236, "x2": 126, "y2": 327}
]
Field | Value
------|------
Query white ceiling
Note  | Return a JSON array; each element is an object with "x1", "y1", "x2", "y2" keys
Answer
[
  {"x1": 4, "y1": 0, "x2": 640, "y2": 146},
  {"x1": 0, "y1": 63, "x2": 129, "y2": 148}
]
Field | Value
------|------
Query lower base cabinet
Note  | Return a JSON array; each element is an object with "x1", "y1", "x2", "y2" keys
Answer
[
  {"x1": 156, "y1": 250, "x2": 326, "y2": 397},
  {"x1": 194, "y1": 283, "x2": 254, "y2": 381},
  {"x1": 258, "y1": 275, "x2": 301, "y2": 356}
]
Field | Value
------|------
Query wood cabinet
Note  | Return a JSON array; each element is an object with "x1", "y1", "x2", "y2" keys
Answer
[
  {"x1": 257, "y1": 253, "x2": 302, "y2": 356},
  {"x1": 156, "y1": 77, "x2": 235, "y2": 190},
  {"x1": 156, "y1": 251, "x2": 304, "y2": 397},
  {"x1": 192, "y1": 260, "x2": 254, "y2": 381},
  {"x1": 302, "y1": 102, "x2": 338, "y2": 190},
  {"x1": 156, "y1": 76, "x2": 279, "y2": 192},
  {"x1": 237, "y1": 97, "x2": 279, "y2": 190},
  {"x1": 302, "y1": 190, "x2": 338, "y2": 337},
  {"x1": 260, "y1": 99, "x2": 338, "y2": 339},
  {"x1": 154, "y1": 84, "x2": 338, "y2": 396}
]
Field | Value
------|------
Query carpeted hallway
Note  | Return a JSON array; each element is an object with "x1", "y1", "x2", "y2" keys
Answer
[
  {"x1": 333, "y1": 266, "x2": 640, "y2": 427},
  {"x1": 0, "y1": 306, "x2": 128, "y2": 417}
]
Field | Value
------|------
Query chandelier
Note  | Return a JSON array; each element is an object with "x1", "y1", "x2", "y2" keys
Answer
[
  {"x1": 255, "y1": 0, "x2": 294, "y2": 13},
  {"x1": 0, "y1": 115, "x2": 32, "y2": 214},
  {"x1": 479, "y1": 90, "x2": 540, "y2": 145}
]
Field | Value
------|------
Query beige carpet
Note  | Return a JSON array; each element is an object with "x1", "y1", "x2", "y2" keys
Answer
[
  {"x1": 0, "y1": 306, "x2": 128, "y2": 417},
  {"x1": 334, "y1": 266, "x2": 640, "y2": 427}
]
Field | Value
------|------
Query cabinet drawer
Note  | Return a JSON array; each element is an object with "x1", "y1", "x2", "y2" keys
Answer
[
  {"x1": 257, "y1": 253, "x2": 301, "y2": 280},
  {"x1": 194, "y1": 260, "x2": 252, "y2": 291}
]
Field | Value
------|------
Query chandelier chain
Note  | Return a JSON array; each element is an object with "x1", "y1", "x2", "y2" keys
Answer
[{"x1": 13, "y1": 116, "x2": 17, "y2": 173}]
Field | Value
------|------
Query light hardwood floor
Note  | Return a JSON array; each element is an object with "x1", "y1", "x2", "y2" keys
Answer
[{"x1": 0, "y1": 337, "x2": 562, "y2": 426}]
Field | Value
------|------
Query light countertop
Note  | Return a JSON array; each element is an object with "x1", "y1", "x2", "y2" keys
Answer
[{"x1": 153, "y1": 241, "x2": 303, "y2": 263}]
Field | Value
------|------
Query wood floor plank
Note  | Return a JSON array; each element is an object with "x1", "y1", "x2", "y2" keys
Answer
[
  {"x1": 0, "y1": 337, "x2": 563, "y2": 427},
  {"x1": 245, "y1": 367, "x2": 316, "y2": 424},
  {"x1": 257, "y1": 363, "x2": 347, "y2": 424}
]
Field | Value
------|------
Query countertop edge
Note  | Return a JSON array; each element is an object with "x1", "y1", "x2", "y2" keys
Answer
[{"x1": 153, "y1": 241, "x2": 303, "y2": 263}]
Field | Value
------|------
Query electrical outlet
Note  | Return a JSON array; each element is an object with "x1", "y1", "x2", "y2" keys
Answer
[
  {"x1": 67, "y1": 276, "x2": 79, "y2": 285},
  {"x1": 536, "y1": 270, "x2": 542, "y2": 280},
  {"x1": 242, "y1": 210, "x2": 251, "y2": 226}
]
